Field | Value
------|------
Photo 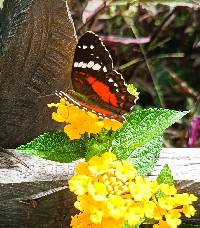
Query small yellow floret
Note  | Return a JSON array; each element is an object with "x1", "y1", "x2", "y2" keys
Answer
[
  {"x1": 48, "y1": 99, "x2": 123, "y2": 139},
  {"x1": 159, "y1": 183, "x2": 177, "y2": 195},
  {"x1": 182, "y1": 205, "x2": 196, "y2": 218},
  {"x1": 68, "y1": 152, "x2": 197, "y2": 228}
]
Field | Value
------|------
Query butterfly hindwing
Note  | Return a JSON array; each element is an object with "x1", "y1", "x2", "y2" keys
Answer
[{"x1": 56, "y1": 91, "x2": 121, "y2": 120}]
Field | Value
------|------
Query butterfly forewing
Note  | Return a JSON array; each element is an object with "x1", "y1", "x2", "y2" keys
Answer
[
  {"x1": 71, "y1": 31, "x2": 137, "y2": 114},
  {"x1": 73, "y1": 31, "x2": 113, "y2": 76}
]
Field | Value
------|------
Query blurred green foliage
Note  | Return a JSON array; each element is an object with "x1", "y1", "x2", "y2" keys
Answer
[{"x1": 70, "y1": 1, "x2": 200, "y2": 147}]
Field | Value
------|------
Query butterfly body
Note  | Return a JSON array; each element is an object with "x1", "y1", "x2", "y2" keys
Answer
[{"x1": 57, "y1": 31, "x2": 137, "y2": 121}]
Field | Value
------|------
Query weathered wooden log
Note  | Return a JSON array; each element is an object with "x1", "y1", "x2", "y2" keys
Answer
[
  {"x1": 0, "y1": 148, "x2": 199, "y2": 227},
  {"x1": 0, "y1": 0, "x2": 76, "y2": 148}
]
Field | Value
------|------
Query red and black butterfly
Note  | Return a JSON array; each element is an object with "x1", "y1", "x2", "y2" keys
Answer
[{"x1": 56, "y1": 31, "x2": 138, "y2": 121}]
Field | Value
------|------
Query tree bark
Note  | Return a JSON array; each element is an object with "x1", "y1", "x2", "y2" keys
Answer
[{"x1": 0, "y1": 0, "x2": 76, "y2": 148}]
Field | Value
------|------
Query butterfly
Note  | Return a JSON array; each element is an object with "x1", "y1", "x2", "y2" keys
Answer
[{"x1": 56, "y1": 31, "x2": 138, "y2": 121}]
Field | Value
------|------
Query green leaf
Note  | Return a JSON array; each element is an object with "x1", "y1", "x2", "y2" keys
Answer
[
  {"x1": 112, "y1": 108, "x2": 188, "y2": 174},
  {"x1": 127, "y1": 84, "x2": 139, "y2": 97},
  {"x1": 85, "y1": 139, "x2": 109, "y2": 160},
  {"x1": 85, "y1": 130, "x2": 113, "y2": 160},
  {"x1": 17, "y1": 131, "x2": 86, "y2": 163},
  {"x1": 128, "y1": 136, "x2": 163, "y2": 176},
  {"x1": 180, "y1": 225, "x2": 200, "y2": 228},
  {"x1": 156, "y1": 164, "x2": 174, "y2": 198},
  {"x1": 0, "y1": 0, "x2": 3, "y2": 9},
  {"x1": 134, "y1": 0, "x2": 199, "y2": 7},
  {"x1": 123, "y1": 217, "x2": 145, "y2": 228},
  {"x1": 142, "y1": 218, "x2": 156, "y2": 225},
  {"x1": 126, "y1": 84, "x2": 140, "y2": 104},
  {"x1": 157, "y1": 164, "x2": 174, "y2": 185},
  {"x1": 123, "y1": 222, "x2": 140, "y2": 228},
  {"x1": 113, "y1": 108, "x2": 188, "y2": 159}
]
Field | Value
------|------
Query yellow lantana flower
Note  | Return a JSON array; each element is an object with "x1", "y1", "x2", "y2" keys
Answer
[
  {"x1": 153, "y1": 220, "x2": 172, "y2": 228},
  {"x1": 68, "y1": 175, "x2": 90, "y2": 195},
  {"x1": 48, "y1": 98, "x2": 123, "y2": 140},
  {"x1": 70, "y1": 213, "x2": 92, "y2": 228},
  {"x1": 182, "y1": 205, "x2": 196, "y2": 218},
  {"x1": 69, "y1": 152, "x2": 198, "y2": 228},
  {"x1": 107, "y1": 195, "x2": 127, "y2": 219},
  {"x1": 159, "y1": 183, "x2": 177, "y2": 195},
  {"x1": 88, "y1": 182, "x2": 108, "y2": 201},
  {"x1": 158, "y1": 196, "x2": 175, "y2": 210},
  {"x1": 71, "y1": 213, "x2": 124, "y2": 228},
  {"x1": 165, "y1": 213, "x2": 182, "y2": 228}
]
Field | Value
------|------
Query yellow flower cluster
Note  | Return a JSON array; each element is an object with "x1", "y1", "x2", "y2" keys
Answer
[
  {"x1": 68, "y1": 152, "x2": 197, "y2": 228},
  {"x1": 48, "y1": 99, "x2": 122, "y2": 140}
]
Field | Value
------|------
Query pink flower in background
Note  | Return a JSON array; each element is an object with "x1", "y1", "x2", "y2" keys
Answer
[{"x1": 188, "y1": 116, "x2": 200, "y2": 147}]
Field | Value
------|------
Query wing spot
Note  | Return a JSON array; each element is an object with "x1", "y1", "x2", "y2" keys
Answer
[
  {"x1": 103, "y1": 66, "x2": 107, "y2": 72},
  {"x1": 92, "y1": 63, "x2": 101, "y2": 70},
  {"x1": 78, "y1": 45, "x2": 81, "y2": 48},
  {"x1": 114, "y1": 83, "x2": 118, "y2": 87},
  {"x1": 74, "y1": 62, "x2": 78, "y2": 67},
  {"x1": 83, "y1": 45, "x2": 87, "y2": 49},
  {"x1": 82, "y1": 63, "x2": 87, "y2": 68},
  {"x1": 90, "y1": 45, "x2": 94, "y2": 49},
  {"x1": 108, "y1": 78, "x2": 114, "y2": 82},
  {"x1": 78, "y1": 62, "x2": 83, "y2": 67},
  {"x1": 87, "y1": 61, "x2": 95, "y2": 68}
]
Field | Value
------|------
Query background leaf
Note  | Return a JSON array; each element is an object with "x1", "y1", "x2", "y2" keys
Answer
[
  {"x1": 17, "y1": 132, "x2": 86, "y2": 163},
  {"x1": 0, "y1": 0, "x2": 3, "y2": 9},
  {"x1": 136, "y1": 0, "x2": 199, "y2": 7}
]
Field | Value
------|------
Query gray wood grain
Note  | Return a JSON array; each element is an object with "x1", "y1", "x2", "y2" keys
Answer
[
  {"x1": 0, "y1": 148, "x2": 199, "y2": 227},
  {"x1": 0, "y1": 0, "x2": 77, "y2": 148},
  {"x1": 0, "y1": 181, "x2": 77, "y2": 228}
]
